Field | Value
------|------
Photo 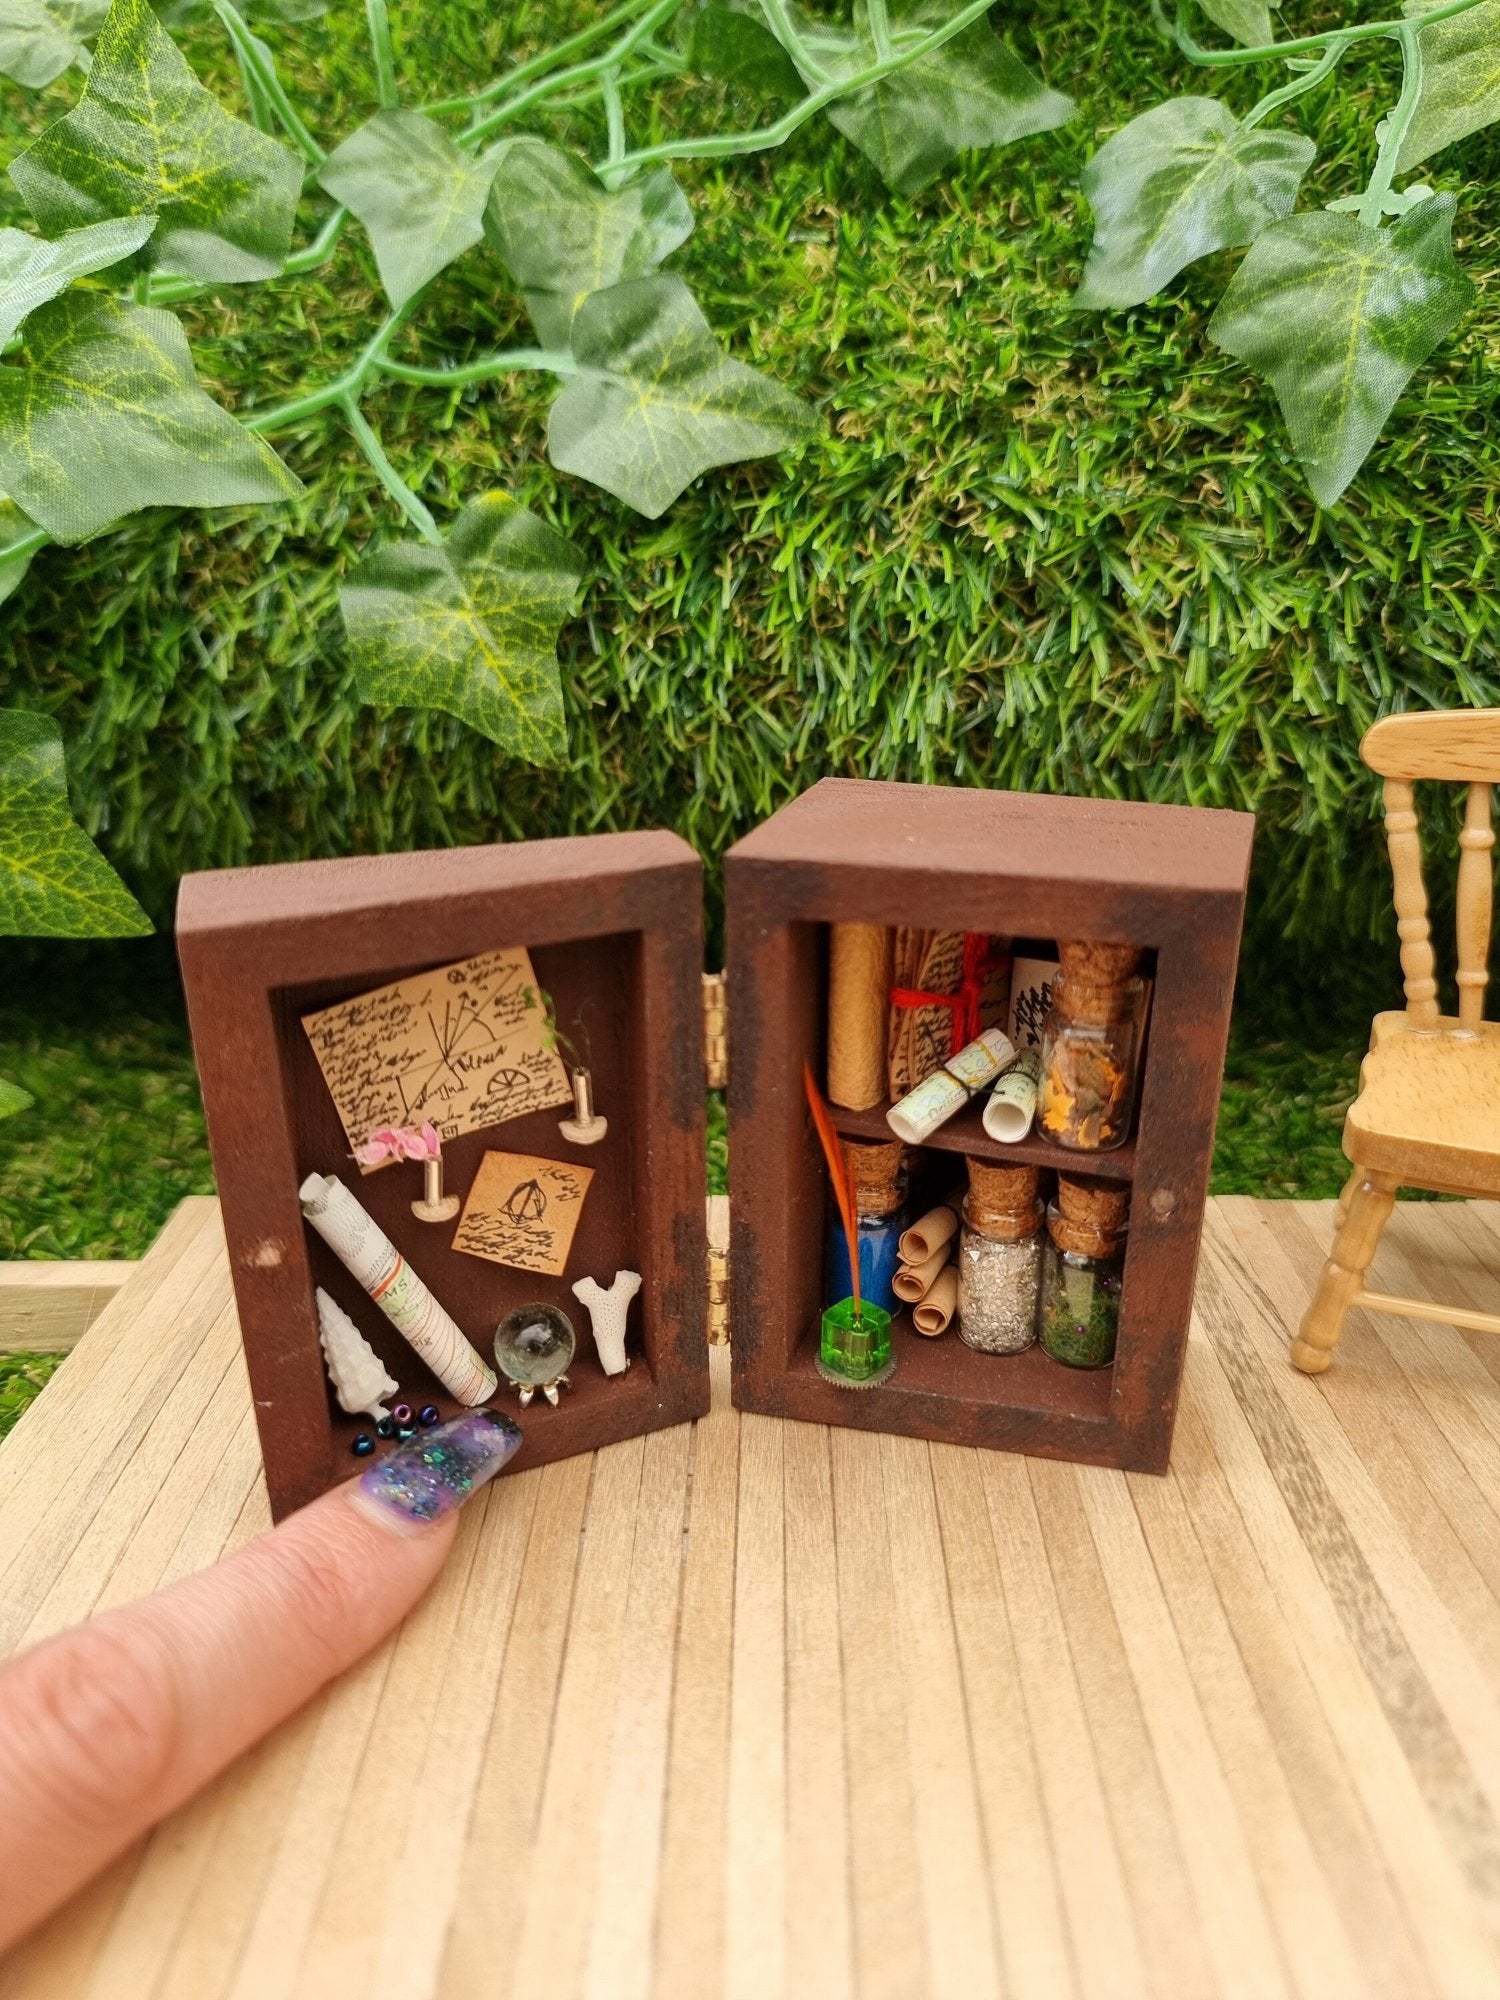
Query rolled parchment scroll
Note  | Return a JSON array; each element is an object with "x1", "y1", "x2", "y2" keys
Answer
[
  {"x1": 982, "y1": 1049, "x2": 1043, "y2": 1143},
  {"x1": 299, "y1": 1174, "x2": 497, "y2": 1405},
  {"x1": 899, "y1": 1202, "x2": 959, "y2": 1268},
  {"x1": 886, "y1": 1028, "x2": 1016, "y2": 1145},
  {"x1": 893, "y1": 1241, "x2": 951, "y2": 1304},
  {"x1": 827, "y1": 924, "x2": 891, "y2": 1111},
  {"x1": 912, "y1": 1268, "x2": 958, "y2": 1337}
]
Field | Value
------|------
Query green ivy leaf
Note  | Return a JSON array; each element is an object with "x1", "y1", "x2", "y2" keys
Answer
[
  {"x1": 0, "y1": 708, "x2": 151, "y2": 936},
  {"x1": 795, "y1": 0, "x2": 1072, "y2": 195},
  {"x1": 0, "y1": 292, "x2": 302, "y2": 543},
  {"x1": 1076, "y1": 98, "x2": 1314, "y2": 309},
  {"x1": 0, "y1": 497, "x2": 41, "y2": 605},
  {"x1": 340, "y1": 492, "x2": 584, "y2": 763},
  {"x1": 10, "y1": 0, "x2": 303, "y2": 284},
  {"x1": 1398, "y1": 0, "x2": 1500, "y2": 170},
  {"x1": 0, "y1": 0, "x2": 105, "y2": 87},
  {"x1": 484, "y1": 139, "x2": 694, "y2": 346},
  {"x1": 319, "y1": 110, "x2": 499, "y2": 310},
  {"x1": 681, "y1": 0, "x2": 803, "y2": 96},
  {"x1": 0, "y1": 215, "x2": 156, "y2": 345},
  {"x1": 1209, "y1": 193, "x2": 1474, "y2": 506},
  {"x1": 1198, "y1": 0, "x2": 1276, "y2": 48},
  {"x1": 0, "y1": 1077, "x2": 33, "y2": 1120},
  {"x1": 547, "y1": 274, "x2": 817, "y2": 517}
]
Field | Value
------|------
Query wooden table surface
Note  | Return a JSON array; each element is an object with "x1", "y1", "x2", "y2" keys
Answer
[{"x1": 7, "y1": 1193, "x2": 1500, "y2": 1999}]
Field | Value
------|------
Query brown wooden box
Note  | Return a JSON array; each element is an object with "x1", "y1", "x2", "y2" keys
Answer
[
  {"x1": 178, "y1": 779, "x2": 1251, "y2": 1520},
  {"x1": 178, "y1": 832, "x2": 709, "y2": 1520},
  {"x1": 726, "y1": 780, "x2": 1253, "y2": 1472}
]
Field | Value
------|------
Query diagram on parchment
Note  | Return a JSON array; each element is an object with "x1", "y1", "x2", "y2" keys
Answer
[
  {"x1": 452, "y1": 1151, "x2": 593, "y2": 1276},
  {"x1": 301, "y1": 946, "x2": 572, "y2": 1162}
]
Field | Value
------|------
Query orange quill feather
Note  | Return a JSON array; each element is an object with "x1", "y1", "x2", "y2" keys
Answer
[{"x1": 803, "y1": 1060, "x2": 861, "y2": 1319}]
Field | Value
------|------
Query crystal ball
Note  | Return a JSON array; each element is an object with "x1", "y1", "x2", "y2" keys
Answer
[{"x1": 494, "y1": 1302, "x2": 576, "y2": 1387}]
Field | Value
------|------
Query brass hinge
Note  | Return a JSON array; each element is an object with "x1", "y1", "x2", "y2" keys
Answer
[
  {"x1": 707, "y1": 1243, "x2": 730, "y2": 1346},
  {"x1": 702, "y1": 970, "x2": 728, "y2": 1091}
]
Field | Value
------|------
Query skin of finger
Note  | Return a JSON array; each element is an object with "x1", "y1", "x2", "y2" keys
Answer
[{"x1": 0, "y1": 1482, "x2": 458, "y2": 1951}]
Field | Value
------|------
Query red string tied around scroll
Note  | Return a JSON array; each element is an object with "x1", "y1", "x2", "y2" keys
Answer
[{"x1": 890, "y1": 934, "x2": 1007, "y2": 1060}]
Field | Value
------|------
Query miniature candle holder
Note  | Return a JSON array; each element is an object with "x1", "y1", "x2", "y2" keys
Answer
[
  {"x1": 352, "y1": 1121, "x2": 460, "y2": 1222},
  {"x1": 558, "y1": 1065, "x2": 608, "y2": 1147}
]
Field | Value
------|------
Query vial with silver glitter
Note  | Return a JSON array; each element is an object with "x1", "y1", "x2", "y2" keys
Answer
[{"x1": 956, "y1": 1158, "x2": 1043, "y2": 1356}]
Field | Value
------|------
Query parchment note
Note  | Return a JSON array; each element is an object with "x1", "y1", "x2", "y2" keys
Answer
[
  {"x1": 302, "y1": 946, "x2": 571, "y2": 1159},
  {"x1": 451, "y1": 1151, "x2": 594, "y2": 1276}
]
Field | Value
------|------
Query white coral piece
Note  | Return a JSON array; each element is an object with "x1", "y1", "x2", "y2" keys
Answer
[
  {"x1": 316, "y1": 1286, "x2": 398, "y2": 1419},
  {"x1": 571, "y1": 1270, "x2": 642, "y2": 1377}
]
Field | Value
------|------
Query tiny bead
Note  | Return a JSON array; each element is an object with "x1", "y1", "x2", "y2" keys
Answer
[
  {"x1": 392, "y1": 1403, "x2": 413, "y2": 1425},
  {"x1": 397, "y1": 1423, "x2": 417, "y2": 1441},
  {"x1": 418, "y1": 1404, "x2": 440, "y2": 1427},
  {"x1": 375, "y1": 1416, "x2": 396, "y2": 1439},
  {"x1": 351, "y1": 1434, "x2": 375, "y2": 1457}
]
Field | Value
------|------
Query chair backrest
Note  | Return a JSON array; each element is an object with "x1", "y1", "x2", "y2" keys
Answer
[{"x1": 1361, "y1": 711, "x2": 1500, "y2": 1031}]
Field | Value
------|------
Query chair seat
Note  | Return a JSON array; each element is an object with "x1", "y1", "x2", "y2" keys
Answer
[{"x1": 1344, "y1": 1010, "x2": 1500, "y2": 1197}]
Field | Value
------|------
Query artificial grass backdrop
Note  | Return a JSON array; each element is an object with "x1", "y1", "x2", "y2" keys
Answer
[{"x1": 0, "y1": 0, "x2": 1496, "y2": 972}]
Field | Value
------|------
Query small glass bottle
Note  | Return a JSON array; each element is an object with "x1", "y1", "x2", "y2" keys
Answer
[
  {"x1": 1037, "y1": 1175, "x2": 1129, "y2": 1368},
  {"x1": 1037, "y1": 941, "x2": 1147, "y2": 1152},
  {"x1": 956, "y1": 1159, "x2": 1043, "y2": 1355},
  {"x1": 825, "y1": 1137, "x2": 908, "y2": 1318}
]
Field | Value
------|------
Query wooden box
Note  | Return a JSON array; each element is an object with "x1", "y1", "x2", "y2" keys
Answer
[{"x1": 178, "y1": 780, "x2": 1252, "y2": 1520}]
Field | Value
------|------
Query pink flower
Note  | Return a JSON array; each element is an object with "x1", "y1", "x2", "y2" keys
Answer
[{"x1": 353, "y1": 1122, "x2": 443, "y2": 1166}]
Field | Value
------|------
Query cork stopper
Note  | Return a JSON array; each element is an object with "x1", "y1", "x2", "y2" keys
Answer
[
  {"x1": 1055, "y1": 940, "x2": 1142, "y2": 1026},
  {"x1": 1051, "y1": 1173, "x2": 1128, "y2": 1257},
  {"x1": 840, "y1": 1137, "x2": 906, "y2": 1218},
  {"x1": 964, "y1": 1157, "x2": 1042, "y2": 1240},
  {"x1": 1055, "y1": 1172, "x2": 1130, "y2": 1232}
]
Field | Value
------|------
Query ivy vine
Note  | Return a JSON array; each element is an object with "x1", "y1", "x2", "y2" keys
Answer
[{"x1": 0, "y1": 0, "x2": 1495, "y2": 1021}]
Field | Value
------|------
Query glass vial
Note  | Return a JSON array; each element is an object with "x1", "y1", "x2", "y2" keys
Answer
[
  {"x1": 956, "y1": 1159, "x2": 1043, "y2": 1355},
  {"x1": 1038, "y1": 941, "x2": 1146, "y2": 1152},
  {"x1": 825, "y1": 1136, "x2": 908, "y2": 1318},
  {"x1": 1037, "y1": 1174, "x2": 1129, "y2": 1368}
]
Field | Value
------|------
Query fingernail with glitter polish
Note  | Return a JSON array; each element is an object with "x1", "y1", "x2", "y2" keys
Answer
[{"x1": 350, "y1": 1409, "x2": 523, "y2": 1534}]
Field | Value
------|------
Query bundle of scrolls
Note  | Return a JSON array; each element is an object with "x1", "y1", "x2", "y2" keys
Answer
[{"x1": 887, "y1": 931, "x2": 1012, "y2": 1100}]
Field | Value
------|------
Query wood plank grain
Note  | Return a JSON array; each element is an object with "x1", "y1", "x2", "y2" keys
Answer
[
  {"x1": 0, "y1": 1260, "x2": 135, "y2": 1353},
  {"x1": 6, "y1": 1197, "x2": 1500, "y2": 2000}
]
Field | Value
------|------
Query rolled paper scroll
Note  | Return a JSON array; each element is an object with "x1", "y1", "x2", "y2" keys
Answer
[
  {"x1": 899, "y1": 1202, "x2": 959, "y2": 1268},
  {"x1": 886, "y1": 1027, "x2": 1016, "y2": 1145},
  {"x1": 912, "y1": 1268, "x2": 958, "y2": 1337},
  {"x1": 299, "y1": 1174, "x2": 497, "y2": 1405},
  {"x1": 982, "y1": 1048, "x2": 1043, "y2": 1143},
  {"x1": 893, "y1": 1241, "x2": 951, "y2": 1304},
  {"x1": 827, "y1": 923, "x2": 891, "y2": 1111}
]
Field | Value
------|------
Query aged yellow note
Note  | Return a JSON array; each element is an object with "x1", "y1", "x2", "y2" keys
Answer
[
  {"x1": 302, "y1": 946, "x2": 572, "y2": 1156},
  {"x1": 451, "y1": 1151, "x2": 594, "y2": 1277}
]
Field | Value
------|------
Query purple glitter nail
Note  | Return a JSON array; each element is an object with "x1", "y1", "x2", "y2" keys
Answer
[{"x1": 355, "y1": 1408, "x2": 522, "y2": 1527}]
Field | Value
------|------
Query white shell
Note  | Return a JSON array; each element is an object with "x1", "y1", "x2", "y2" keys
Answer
[
  {"x1": 570, "y1": 1270, "x2": 642, "y2": 1377},
  {"x1": 316, "y1": 1286, "x2": 398, "y2": 1419}
]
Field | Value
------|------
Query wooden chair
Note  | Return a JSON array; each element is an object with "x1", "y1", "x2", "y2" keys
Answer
[{"x1": 1293, "y1": 709, "x2": 1500, "y2": 1374}]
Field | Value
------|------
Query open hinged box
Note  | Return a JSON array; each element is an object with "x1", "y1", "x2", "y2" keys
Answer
[{"x1": 178, "y1": 779, "x2": 1252, "y2": 1521}]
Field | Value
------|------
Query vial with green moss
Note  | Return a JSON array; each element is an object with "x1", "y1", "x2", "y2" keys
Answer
[{"x1": 818, "y1": 1296, "x2": 895, "y2": 1388}]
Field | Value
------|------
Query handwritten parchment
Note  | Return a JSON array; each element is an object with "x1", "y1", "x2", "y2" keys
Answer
[
  {"x1": 451, "y1": 1150, "x2": 594, "y2": 1276},
  {"x1": 302, "y1": 947, "x2": 572, "y2": 1159}
]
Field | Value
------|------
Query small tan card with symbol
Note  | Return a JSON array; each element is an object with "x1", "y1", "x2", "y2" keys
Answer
[{"x1": 451, "y1": 1150, "x2": 594, "y2": 1276}]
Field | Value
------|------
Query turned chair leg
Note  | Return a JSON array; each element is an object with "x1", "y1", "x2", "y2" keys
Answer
[
  {"x1": 1292, "y1": 1171, "x2": 1398, "y2": 1374},
  {"x1": 1333, "y1": 1164, "x2": 1362, "y2": 1228}
]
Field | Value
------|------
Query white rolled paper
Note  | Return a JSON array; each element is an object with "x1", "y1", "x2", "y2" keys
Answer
[
  {"x1": 299, "y1": 1174, "x2": 497, "y2": 1405},
  {"x1": 982, "y1": 1048, "x2": 1043, "y2": 1143},
  {"x1": 886, "y1": 1027, "x2": 1016, "y2": 1145}
]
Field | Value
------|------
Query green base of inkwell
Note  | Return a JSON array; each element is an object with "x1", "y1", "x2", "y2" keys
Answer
[{"x1": 816, "y1": 1296, "x2": 895, "y2": 1389}]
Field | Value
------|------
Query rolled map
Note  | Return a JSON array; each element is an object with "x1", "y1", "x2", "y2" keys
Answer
[
  {"x1": 886, "y1": 1027, "x2": 1016, "y2": 1146},
  {"x1": 299, "y1": 1174, "x2": 497, "y2": 1405},
  {"x1": 982, "y1": 1048, "x2": 1043, "y2": 1143}
]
